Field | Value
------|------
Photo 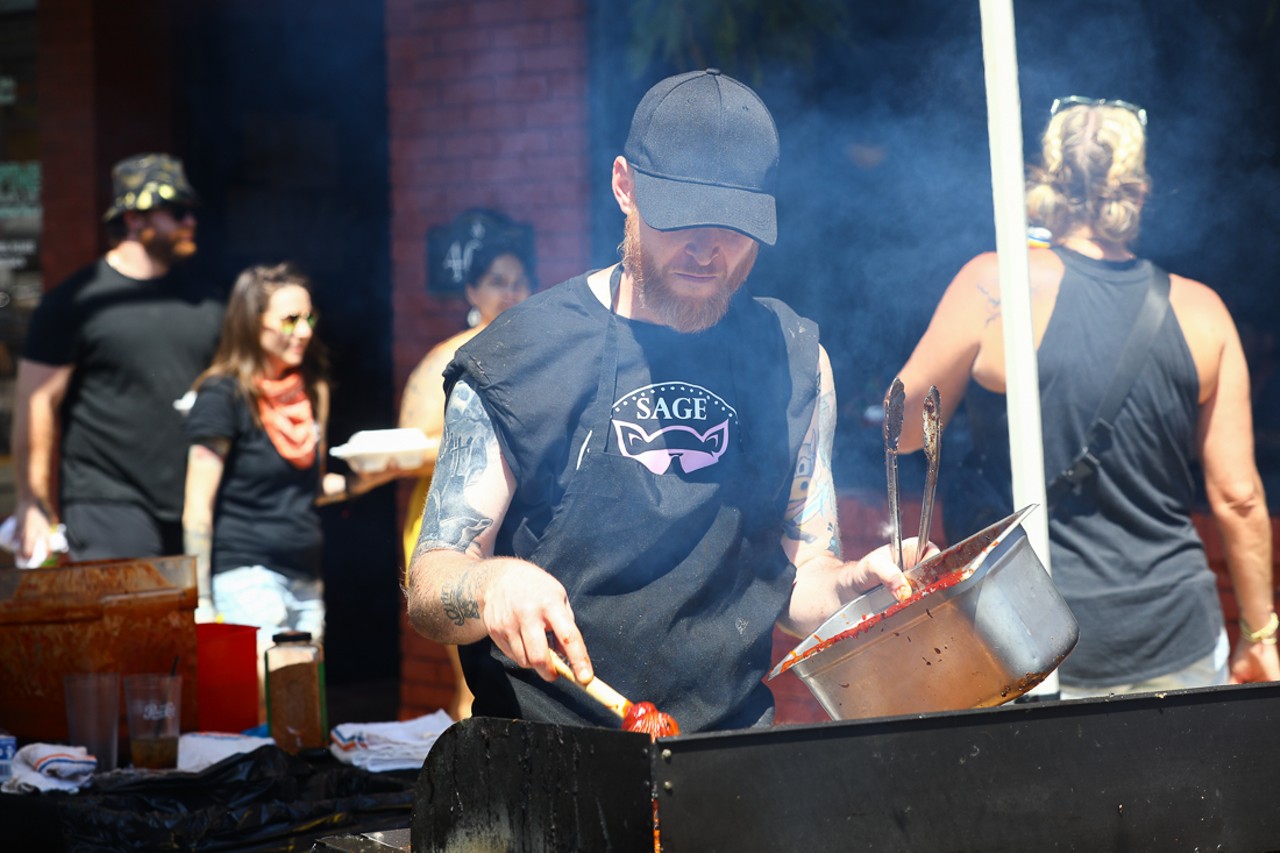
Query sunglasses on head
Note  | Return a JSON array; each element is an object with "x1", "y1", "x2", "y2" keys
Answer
[
  {"x1": 1050, "y1": 96, "x2": 1147, "y2": 127},
  {"x1": 275, "y1": 311, "x2": 317, "y2": 336}
]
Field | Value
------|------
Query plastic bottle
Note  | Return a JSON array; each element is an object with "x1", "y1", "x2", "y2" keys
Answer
[{"x1": 264, "y1": 631, "x2": 328, "y2": 755}]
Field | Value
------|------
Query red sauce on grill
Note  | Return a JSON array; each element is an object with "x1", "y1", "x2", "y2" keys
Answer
[{"x1": 622, "y1": 701, "x2": 680, "y2": 738}]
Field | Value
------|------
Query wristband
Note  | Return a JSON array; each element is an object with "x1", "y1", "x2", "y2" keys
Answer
[{"x1": 1239, "y1": 611, "x2": 1279, "y2": 644}]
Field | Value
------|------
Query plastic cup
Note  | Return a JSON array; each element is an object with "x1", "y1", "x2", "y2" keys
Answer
[
  {"x1": 124, "y1": 674, "x2": 182, "y2": 769},
  {"x1": 196, "y1": 623, "x2": 260, "y2": 732},
  {"x1": 64, "y1": 672, "x2": 121, "y2": 772}
]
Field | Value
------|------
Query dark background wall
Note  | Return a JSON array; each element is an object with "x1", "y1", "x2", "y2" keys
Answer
[{"x1": 173, "y1": 1, "x2": 399, "y2": 686}]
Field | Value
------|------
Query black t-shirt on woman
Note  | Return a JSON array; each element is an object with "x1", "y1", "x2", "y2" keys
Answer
[{"x1": 184, "y1": 376, "x2": 323, "y2": 580}]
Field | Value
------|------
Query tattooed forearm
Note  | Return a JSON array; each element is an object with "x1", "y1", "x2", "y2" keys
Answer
[
  {"x1": 440, "y1": 570, "x2": 482, "y2": 626},
  {"x1": 785, "y1": 373, "x2": 842, "y2": 557},
  {"x1": 416, "y1": 378, "x2": 498, "y2": 556}
]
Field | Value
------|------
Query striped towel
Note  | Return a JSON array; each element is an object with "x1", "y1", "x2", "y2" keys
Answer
[
  {"x1": 329, "y1": 711, "x2": 453, "y2": 772},
  {"x1": 1, "y1": 744, "x2": 97, "y2": 793}
]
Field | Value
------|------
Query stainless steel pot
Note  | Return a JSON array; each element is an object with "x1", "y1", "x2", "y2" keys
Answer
[{"x1": 769, "y1": 506, "x2": 1078, "y2": 720}]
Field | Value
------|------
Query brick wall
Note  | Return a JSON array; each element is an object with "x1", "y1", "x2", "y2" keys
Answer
[
  {"x1": 38, "y1": 0, "x2": 175, "y2": 288},
  {"x1": 388, "y1": 0, "x2": 592, "y2": 720},
  {"x1": 38, "y1": 0, "x2": 102, "y2": 285}
]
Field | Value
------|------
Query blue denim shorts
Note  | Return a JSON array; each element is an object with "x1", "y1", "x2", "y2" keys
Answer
[{"x1": 212, "y1": 565, "x2": 325, "y2": 659}]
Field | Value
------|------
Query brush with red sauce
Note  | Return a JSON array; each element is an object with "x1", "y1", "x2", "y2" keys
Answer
[{"x1": 550, "y1": 652, "x2": 681, "y2": 738}]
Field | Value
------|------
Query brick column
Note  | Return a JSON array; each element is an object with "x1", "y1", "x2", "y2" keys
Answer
[
  {"x1": 387, "y1": 0, "x2": 591, "y2": 719},
  {"x1": 38, "y1": 0, "x2": 175, "y2": 288},
  {"x1": 37, "y1": 0, "x2": 99, "y2": 286}
]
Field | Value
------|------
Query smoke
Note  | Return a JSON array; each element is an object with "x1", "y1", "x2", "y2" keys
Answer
[{"x1": 709, "y1": 0, "x2": 1280, "y2": 488}]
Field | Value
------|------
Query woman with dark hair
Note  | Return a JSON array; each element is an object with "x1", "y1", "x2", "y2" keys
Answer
[
  {"x1": 182, "y1": 262, "x2": 369, "y2": 653},
  {"x1": 895, "y1": 97, "x2": 1278, "y2": 697}
]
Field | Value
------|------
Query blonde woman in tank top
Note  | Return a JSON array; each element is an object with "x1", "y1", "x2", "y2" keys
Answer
[{"x1": 894, "y1": 97, "x2": 1278, "y2": 695}]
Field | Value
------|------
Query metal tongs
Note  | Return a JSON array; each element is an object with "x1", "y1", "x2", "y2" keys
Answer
[
  {"x1": 883, "y1": 379, "x2": 942, "y2": 571},
  {"x1": 918, "y1": 386, "x2": 941, "y2": 558},
  {"x1": 883, "y1": 378, "x2": 906, "y2": 571}
]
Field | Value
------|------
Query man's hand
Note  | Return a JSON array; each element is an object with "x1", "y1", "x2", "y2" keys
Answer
[
  {"x1": 473, "y1": 557, "x2": 593, "y2": 685},
  {"x1": 1229, "y1": 637, "x2": 1280, "y2": 684},
  {"x1": 837, "y1": 536, "x2": 938, "y2": 603},
  {"x1": 15, "y1": 499, "x2": 53, "y2": 565}
]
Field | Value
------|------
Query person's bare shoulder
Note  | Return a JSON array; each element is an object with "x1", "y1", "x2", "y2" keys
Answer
[
  {"x1": 1170, "y1": 272, "x2": 1236, "y2": 346},
  {"x1": 1168, "y1": 272, "x2": 1237, "y2": 399},
  {"x1": 1170, "y1": 272, "x2": 1229, "y2": 315},
  {"x1": 407, "y1": 329, "x2": 479, "y2": 385},
  {"x1": 951, "y1": 250, "x2": 1002, "y2": 294},
  {"x1": 400, "y1": 328, "x2": 483, "y2": 429}
]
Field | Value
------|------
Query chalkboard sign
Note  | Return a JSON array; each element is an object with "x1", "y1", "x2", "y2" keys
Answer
[{"x1": 426, "y1": 208, "x2": 536, "y2": 296}]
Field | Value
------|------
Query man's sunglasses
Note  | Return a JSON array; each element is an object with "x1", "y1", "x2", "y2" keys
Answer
[
  {"x1": 160, "y1": 203, "x2": 197, "y2": 221},
  {"x1": 1050, "y1": 96, "x2": 1147, "y2": 128}
]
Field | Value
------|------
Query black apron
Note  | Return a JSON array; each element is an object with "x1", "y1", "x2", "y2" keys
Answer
[{"x1": 461, "y1": 267, "x2": 805, "y2": 732}]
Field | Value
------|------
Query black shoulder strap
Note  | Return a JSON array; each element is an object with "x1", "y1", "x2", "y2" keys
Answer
[{"x1": 1046, "y1": 264, "x2": 1172, "y2": 506}]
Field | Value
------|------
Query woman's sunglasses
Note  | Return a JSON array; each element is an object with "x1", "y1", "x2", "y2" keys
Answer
[
  {"x1": 274, "y1": 311, "x2": 318, "y2": 336},
  {"x1": 1050, "y1": 96, "x2": 1147, "y2": 128}
]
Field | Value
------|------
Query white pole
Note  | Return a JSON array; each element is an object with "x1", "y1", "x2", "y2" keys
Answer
[{"x1": 977, "y1": 0, "x2": 1058, "y2": 695}]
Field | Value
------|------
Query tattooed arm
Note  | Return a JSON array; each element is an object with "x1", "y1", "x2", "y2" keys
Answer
[
  {"x1": 404, "y1": 377, "x2": 594, "y2": 684},
  {"x1": 780, "y1": 346, "x2": 916, "y2": 638}
]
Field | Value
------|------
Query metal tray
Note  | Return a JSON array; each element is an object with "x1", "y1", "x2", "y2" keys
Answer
[{"x1": 770, "y1": 506, "x2": 1078, "y2": 720}]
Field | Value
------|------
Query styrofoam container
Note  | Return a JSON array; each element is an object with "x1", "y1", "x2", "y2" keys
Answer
[{"x1": 330, "y1": 428, "x2": 433, "y2": 473}]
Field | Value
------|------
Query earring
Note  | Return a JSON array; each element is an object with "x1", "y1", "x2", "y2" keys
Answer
[{"x1": 466, "y1": 307, "x2": 481, "y2": 328}]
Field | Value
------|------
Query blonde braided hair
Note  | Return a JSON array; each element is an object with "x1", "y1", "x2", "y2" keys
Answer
[{"x1": 1026, "y1": 103, "x2": 1150, "y2": 246}]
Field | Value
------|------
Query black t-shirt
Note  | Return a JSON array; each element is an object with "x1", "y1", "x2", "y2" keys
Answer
[
  {"x1": 184, "y1": 375, "x2": 324, "y2": 580},
  {"x1": 22, "y1": 258, "x2": 225, "y2": 520}
]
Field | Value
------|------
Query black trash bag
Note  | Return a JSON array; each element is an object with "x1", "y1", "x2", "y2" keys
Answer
[{"x1": 25, "y1": 745, "x2": 414, "y2": 852}]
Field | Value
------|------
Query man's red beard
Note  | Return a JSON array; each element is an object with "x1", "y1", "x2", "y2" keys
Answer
[
  {"x1": 139, "y1": 226, "x2": 197, "y2": 266},
  {"x1": 621, "y1": 210, "x2": 757, "y2": 333}
]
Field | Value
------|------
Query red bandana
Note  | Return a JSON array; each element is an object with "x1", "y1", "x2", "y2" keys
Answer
[{"x1": 257, "y1": 371, "x2": 317, "y2": 469}]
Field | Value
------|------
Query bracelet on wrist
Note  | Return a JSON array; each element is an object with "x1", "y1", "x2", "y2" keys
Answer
[{"x1": 1239, "y1": 611, "x2": 1279, "y2": 644}]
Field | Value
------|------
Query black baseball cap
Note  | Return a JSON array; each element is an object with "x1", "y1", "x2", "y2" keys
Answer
[{"x1": 623, "y1": 69, "x2": 780, "y2": 245}]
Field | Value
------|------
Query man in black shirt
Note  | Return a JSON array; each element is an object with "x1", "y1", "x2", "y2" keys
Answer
[
  {"x1": 405, "y1": 71, "x2": 922, "y2": 732},
  {"x1": 12, "y1": 153, "x2": 224, "y2": 567}
]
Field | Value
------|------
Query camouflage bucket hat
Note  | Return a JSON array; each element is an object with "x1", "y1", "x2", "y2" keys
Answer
[{"x1": 102, "y1": 153, "x2": 199, "y2": 221}]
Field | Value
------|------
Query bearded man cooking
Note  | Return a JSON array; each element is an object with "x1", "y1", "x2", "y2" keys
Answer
[
  {"x1": 12, "y1": 153, "x2": 225, "y2": 564},
  {"x1": 406, "y1": 70, "x2": 920, "y2": 733}
]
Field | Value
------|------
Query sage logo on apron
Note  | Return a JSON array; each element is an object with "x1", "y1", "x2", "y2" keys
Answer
[{"x1": 609, "y1": 382, "x2": 737, "y2": 475}]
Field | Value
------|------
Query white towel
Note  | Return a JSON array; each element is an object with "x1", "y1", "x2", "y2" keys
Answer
[
  {"x1": 328, "y1": 711, "x2": 453, "y2": 772},
  {"x1": 178, "y1": 732, "x2": 276, "y2": 773},
  {"x1": 0, "y1": 516, "x2": 68, "y2": 569},
  {"x1": 1, "y1": 744, "x2": 97, "y2": 794}
]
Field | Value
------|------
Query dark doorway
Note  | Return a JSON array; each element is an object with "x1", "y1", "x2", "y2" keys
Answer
[{"x1": 175, "y1": 3, "x2": 400, "y2": 700}]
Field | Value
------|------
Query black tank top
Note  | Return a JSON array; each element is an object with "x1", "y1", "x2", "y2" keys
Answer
[
  {"x1": 963, "y1": 247, "x2": 1222, "y2": 687},
  {"x1": 446, "y1": 272, "x2": 819, "y2": 731}
]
